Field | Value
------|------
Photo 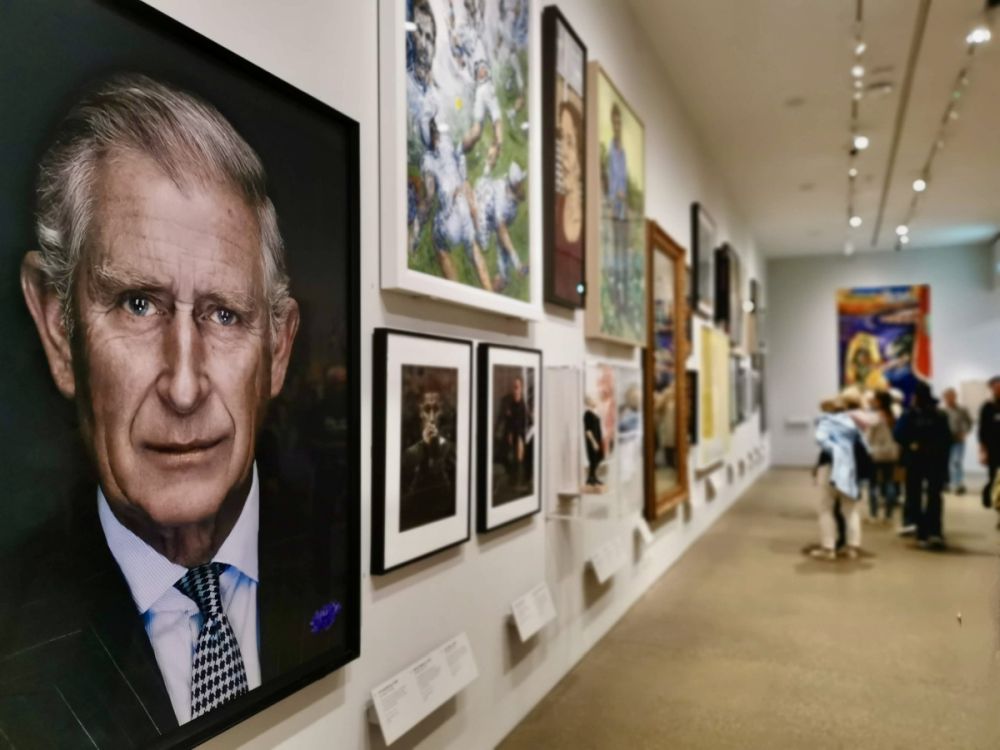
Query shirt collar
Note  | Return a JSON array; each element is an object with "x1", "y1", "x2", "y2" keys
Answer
[{"x1": 97, "y1": 465, "x2": 260, "y2": 614}]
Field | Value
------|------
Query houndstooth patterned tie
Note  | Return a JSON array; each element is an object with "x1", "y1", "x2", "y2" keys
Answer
[{"x1": 174, "y1": 562, "x2": 249, "y2": 718}]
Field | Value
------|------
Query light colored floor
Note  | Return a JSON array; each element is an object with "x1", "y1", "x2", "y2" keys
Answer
[{"x1": 500, "y1": 468, "x2": 1000, "y2": 749}]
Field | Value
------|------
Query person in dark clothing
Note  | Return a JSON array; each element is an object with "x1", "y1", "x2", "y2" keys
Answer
[
  {"x1": 894, "y1": 381, "x2": 952, "y2": 549},
  {"x1": 978, "y1": 376, "x2": 1000, "y2": 519},
  {"x1": 496, "y1": 376, "x2": 530, "y2": 495},
  {"x1": 583, "y1": 395, "x2": 605, "y2": 487}
]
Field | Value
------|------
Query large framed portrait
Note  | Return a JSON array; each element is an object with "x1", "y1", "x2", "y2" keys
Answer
[
  {"x1": 715, "y1": 243, "x2": 743, "y2": 348},
  {"x1": 477, "y1": 344, "x2": 542, "y2": 531},
  {"x1": 379, "y1": 0, "x2": 541, "y2": 320},
  {"x1": 697, "y1": 324, "x2": 731, "y2": 473},
  {"x1": 0, "y1": 1, "x2": 361, "y2": 747},
  {"x1": 372, "y1": 329, "x2": 472, "y2": 573},
  {"x1": 585, "y1": 62, "x2": 647, "y2": 347},
  {"x1": 644, "y1": 221, "x2": 689, "y2": 519},
  {"x1": 542, "y1": 6, "x2": 587, "y2": 309},
  {"x1": 690, "y1": 203, "x2": 717, "y2": 319}
]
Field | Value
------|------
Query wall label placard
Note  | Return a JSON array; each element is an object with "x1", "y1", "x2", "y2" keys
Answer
[
  {"x1": 370, "y1": 632, "x2": 479, "y2": 745},
  {"x1": 509, "y1": 582, "x2": 557, "y2": 642},
  {"x1": 589, "y1": 536, "x2": 629, "y2": 584}
]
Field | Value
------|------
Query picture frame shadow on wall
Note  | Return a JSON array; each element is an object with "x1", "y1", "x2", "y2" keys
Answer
[
  {"x1": 584, "y1": 61, "x2": 647, "y2": 347},
  {"x1": 378, "y1": 0, "x2": 542, "y2": 320},
  {"x1": 643, "y1": 221, "x2": 689, "y2": 520},
  {"x1": 372, "y1": 329, "x2": 473, "y2": 574},
  {"x1": 477, "y1": 344, "x2": 543, "y2": 532},
  {"x1": 690, "y1": 202, "x2": 717, "y2": 319},
  {"x1": 542, "y1": 5, "x2": 588, "y2": 309},
  {"x1": 0, "y1": 1, "x2": 362, "y2": 747}
]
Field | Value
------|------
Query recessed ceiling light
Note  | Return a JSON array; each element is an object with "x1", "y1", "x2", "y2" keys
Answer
[
  {"x1": 967, "y1": 25, "x2": 992, "y2": 45},
  {"x1": 913, "y1": 178, "x2": 927, "y2": 192},
  {"x1": 895, "y1": 224, "x2": 909, "y2": 236},
  {"x1": 849, "y1": 216, "x2": 863, "y2": 228},
  {"x1": 853, "y1": 135, "x2": 870, "y2": 150},
  {"x1": 900, "y1": 235, "x2": 910, "y2": 245},
  {"x1": 855, "y1": 41, "x2": 867, "y2": 55},
  {"x1": 848, "y1": 167, "x2": 858, "y2": 178},
  {"x1": 851, "y1": 64, "x2": 865, "y2": 78}
]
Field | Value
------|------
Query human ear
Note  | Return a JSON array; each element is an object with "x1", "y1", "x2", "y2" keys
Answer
[
  {"x1": 20, "y1": 251, "x2": 76, "y2": 398},
  {"x1": 269, "y1": 298, "x2": 299, "y2": 398}
]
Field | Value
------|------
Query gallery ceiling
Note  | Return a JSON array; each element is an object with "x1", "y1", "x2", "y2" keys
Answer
[{"x1": 624, "y1": 0, "x2": 1000, "y2": 257}]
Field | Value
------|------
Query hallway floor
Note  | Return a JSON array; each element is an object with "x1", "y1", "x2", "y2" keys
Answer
[{"x1": 500, "y1": 469, "x2": 1000, "y2": 749}]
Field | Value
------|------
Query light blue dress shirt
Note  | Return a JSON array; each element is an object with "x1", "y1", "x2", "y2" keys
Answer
[
  {"x1": 97, "y1": 466, "x2": 262, "y2": 725},
  {"x1": 607, "y1": 140, "x2": 628, "y2": 220}
]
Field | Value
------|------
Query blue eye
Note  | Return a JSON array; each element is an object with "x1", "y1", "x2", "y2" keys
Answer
[
  {"x1": 124, "y1": 294, "x2": 154, "y2": 317},
  {"x1": 213, "y1": 308, "x2": 239, "y2": 327}
]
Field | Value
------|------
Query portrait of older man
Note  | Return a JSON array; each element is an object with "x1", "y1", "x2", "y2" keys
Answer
[{"x1": 0, "y1": 70, "x2": 352, "y2": 746}]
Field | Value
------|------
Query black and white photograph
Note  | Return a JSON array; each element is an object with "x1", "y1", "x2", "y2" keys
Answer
[
  {"x1": 373, "y1": 329, "x2": 472, "y2": 572},
  {"x1": 0, "y1": 1, "x2": 361, "y2": 747},
  {"x1": 478, "y1": 344, "x2": 542, "y2": 531}
]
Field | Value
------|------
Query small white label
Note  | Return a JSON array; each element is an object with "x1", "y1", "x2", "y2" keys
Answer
[
  {"x1": 634, "y1": 517, "x2": 654, "y2": 546},
  {"x1": 590, "y1": 536, "x2": 628, "y2": 584},
  {"x1": 510, "y1": 582, "x2": 557, "y2": 642},
  {"x1": 370, "y1": 633, "x2": 479, "y2": 745}
]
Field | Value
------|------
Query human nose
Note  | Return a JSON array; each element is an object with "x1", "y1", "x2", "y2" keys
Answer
[{"x1": 157, "y1": 310, "x2": 208, "y2": 414}]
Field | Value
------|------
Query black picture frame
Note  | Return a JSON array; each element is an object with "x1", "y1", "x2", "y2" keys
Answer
[
  {"x1": 543, "y1": 6, "x2": 588, "y2": 309},
  {"x1": 1, "y1": 1, "x2": 361, "y2": 747},
  {"x1": 372, "y1": 329, "x2": 473, "y2": 574},
  {"x1": 687, "y1": 370, "x2": 699, "y2": 446},
  {"x1": 477, "y1": 343, "x2": 544, "y2": 532},
  {"x1": 690, "y1": 203, "x2": 717, "y2": 319},
  {"x1": 714, "y1": 243, "x2": 743, "y2": 348}
]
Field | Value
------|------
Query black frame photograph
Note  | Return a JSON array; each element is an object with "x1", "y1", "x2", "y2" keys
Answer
[
  {"x1": 0, "y1": 1, "x2": 361, "y2": 747},
  {"x1": 372, "y1": 329, "x2": 473, "y2": 573},
  {"x1": 690, "y1": 202, "x2": 717, "y2": 318},
  {"x1": 477, "y1": 344, "x2": 543, "y2": 532},
  {"x1": 715, "y1": 242, "x2": 744, "y2": 349},
  {"x1": 542, "y1": 5, "x2": 588, "y2": 309}
]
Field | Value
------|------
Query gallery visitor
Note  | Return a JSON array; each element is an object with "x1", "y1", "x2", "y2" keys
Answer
[
  {"x1": 979, "y1": 376, "x2": 1000, "y2": 520},
  {"x1": 941, "y1": 387, "x2": 973, "y2": 495},
  {"x1": 865, "y1": 390, "x2": 900, "y2": 524},
  {"x1": 894, "y1": 382, "x2": 951, "y2": 549}
]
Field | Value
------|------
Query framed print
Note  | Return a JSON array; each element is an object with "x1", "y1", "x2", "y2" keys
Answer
[
  {"x1": 715, "y1": 243, "x2": 743, "y2": 348},
  {"x1": 372, "y1": 329, "x2": 472, "y2": 573},
  {"x1": 585, "y1": 62, "x2": 647, "y2": 346},
  {"x1": 0, "y1": 2, "x2": 361, "y2": 747},
  {"x1": 746, "y1": 277, "x2": 760, "y2": 353},
  {"x1": 478, "y1": 345, "x2": 543, "y2": 531},
  {"x1": 542, "y1": 6, "x2": 587, "y2": 308},
  {"x1": 697, "y1": 324, "x2": 731, "y2": 473},
  {"x1": 616, "y1": 365, "x2": 645, "y2": 514},
  {"x1": 379, "y1": 0, "x2": 541, "y2": 320},
  {"x1": 752, "y1": 352, "x2": 768, "y2": 434},
  {"x1": 690, "y1": 202, "x2": 717, "y2": 318},
  {"x1": 687, "y1": 371, "x2": 699, "y2": 446},
  {"x1": 583, "y1": 362, "x2": 617, "y2": 493},
  {"x1": 644, "y1": 221, "x2": 689, "y2": 519}
]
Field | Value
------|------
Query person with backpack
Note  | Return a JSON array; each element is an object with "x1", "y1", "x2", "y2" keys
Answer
[
  {"x1": 865, "y1": 390, "x2": 901, "y2": 525},
  {"x1": 894, "y1": 382, "x2": 952, "y2": 549}
]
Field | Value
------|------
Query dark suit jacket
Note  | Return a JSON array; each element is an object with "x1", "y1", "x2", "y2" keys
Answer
[{"x1": 0, "y1": 481, "x2": 349, "y2": 749}]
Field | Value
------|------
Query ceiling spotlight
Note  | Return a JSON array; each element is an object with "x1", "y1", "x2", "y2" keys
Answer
[
  {"x1": 949, "y1": 108, "x2": 960, "y2": 120},
  {"x1": 853, "y1": 91, "x2": 863, "y2": 101},
  {"x1": 967, "y1": 25, "x2": 992, "y2": 45},
  {"x1": 853, "y1": 135, "x2": 870, "y2": 150},
  {"x1": 848, "y1": 167, "x2": 858, "y2": 178},
  {"x1": 849, "y1": 215, "x2": 863, "y2": 228},
  {"x1": 844, "y1": 241, "x2": 855, "y2": 256},
  {"x1": 854, "y1": 79, "x2": 864, "y2": 89},
  {"x1": 855, "y1": 41, "x2": 867, "y2": 55},
  {"x1": 895, "y1": 224, "x2": 909, "y2": 236},
  {"x1": 851, "y1": 64, "x2": 865, "y2": 78},
  {"x1": 900, "y1": 235, "x2": 910, "y2": 245},
  {"x1": 913, "y1": 178, "x2": 927, "y2": 192}
]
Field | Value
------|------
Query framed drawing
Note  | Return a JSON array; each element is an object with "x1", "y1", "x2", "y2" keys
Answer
[
  {"x1": 644, "y1": 221, "x2": 689, "y2": 519},
  {"x1": 715, "y1": 243, "x2": 743, "y2": 348},
  {"x1": 372, "y1": 329, "x2": 472, "y2": 573},
  {"x1": 690, "y1": 202, "x2": 717, "y2": 318},
  {"x1": 542, "y1": 6, "x2": 587, "y2": 308},
  {"x1": 0, "y1": 1, "x2": 361, "y2": 746},
  {"x1": 697, "y1": 324, "x2": 731, "y2": 473},
  {"x1": 585, "y1": 62, "x2": 646, "y2": 346},
  {"x1": 477, "y1": 344, "x2": 543, "y2": 531},
  {"x1": 379, "y1": 0, "x2": 541, "y2": 320}
]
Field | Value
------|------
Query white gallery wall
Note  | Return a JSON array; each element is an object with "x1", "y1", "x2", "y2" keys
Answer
[
  {"x1": 766, "y1": 243, "x2": 1000, "y2": 469},
  {"x1": 139, "y1": 1, "x2": 770, "y2": 748}
]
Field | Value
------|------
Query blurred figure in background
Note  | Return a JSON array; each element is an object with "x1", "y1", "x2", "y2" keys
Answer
[
  {"x1": 865, "y1": 390, "x2": 900, "y2": 525},
  {"x1": 979, "y1": 376, "x2": 1000, "y2": 521},
  {"x1": 941, "y1": 387, "x2": 972, "y2": 495},
  {"x1": 894, "y1": 382, "x2": 951, "y2": 549}
]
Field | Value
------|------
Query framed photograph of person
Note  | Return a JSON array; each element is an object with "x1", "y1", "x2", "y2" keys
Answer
[
  {"x1": 542, "y1": 6, "x2": 587, "y2": 309},
  {"x1": 0, "y1": 2, "x2": 361, "y2": 748},
  {"x1": 379, "y1": 0, "x2": 541, "y2": 321},
  {"x1": 583, "y1": 362, "x2": 617, "y2": 493},
  {"x1": 372, "y1": 329, "x2": 472, "y2": 573},
  {"x1": 690, "y1": 203, "x2": 717, "y2": 319},
  {"x1": 643, "y1": 221, "x2": 689, "y2": 519},
  {"x1": 714, "y1": 243, "x2": 744, "y2": 349},
  {"x1": 477, "y1": 344, "x2": 543, "y2": 531},
  {"x1": 585, "y1": 62, "x2": 647, "y2": 347}
]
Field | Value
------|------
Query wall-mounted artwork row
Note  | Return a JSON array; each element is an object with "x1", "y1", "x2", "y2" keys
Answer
[
  {"x1": 837, "y1": 285, "x2": 931, "y2": 403},
  {"x1": 1, "y1": 1, "x2": 362, "y2": 746},
  {"x1": 380, "y1": 0, "x2": 540, "y2": 320}
]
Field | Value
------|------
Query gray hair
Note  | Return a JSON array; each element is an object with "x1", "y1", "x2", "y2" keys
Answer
[{"x1": 34, "y1": 73, "x2": 291, "y2": 336}]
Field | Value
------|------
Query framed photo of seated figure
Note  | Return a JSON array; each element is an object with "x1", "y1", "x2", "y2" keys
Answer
[
  {"x1": 0, "y1": 1, "x2": 361, "y2": 747},
  {"x1": 378, "y1": 0, "x2": 541, "y2": 320},
  {"x1": 372, "y1": 329, "x2": 473, "y2": 573},
  {"x1": 477, "y1": 344, "x2": 543, "y2": 531},
  {"x1": 643, "y1": 221, "x2": 689, "y2": 520}
]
